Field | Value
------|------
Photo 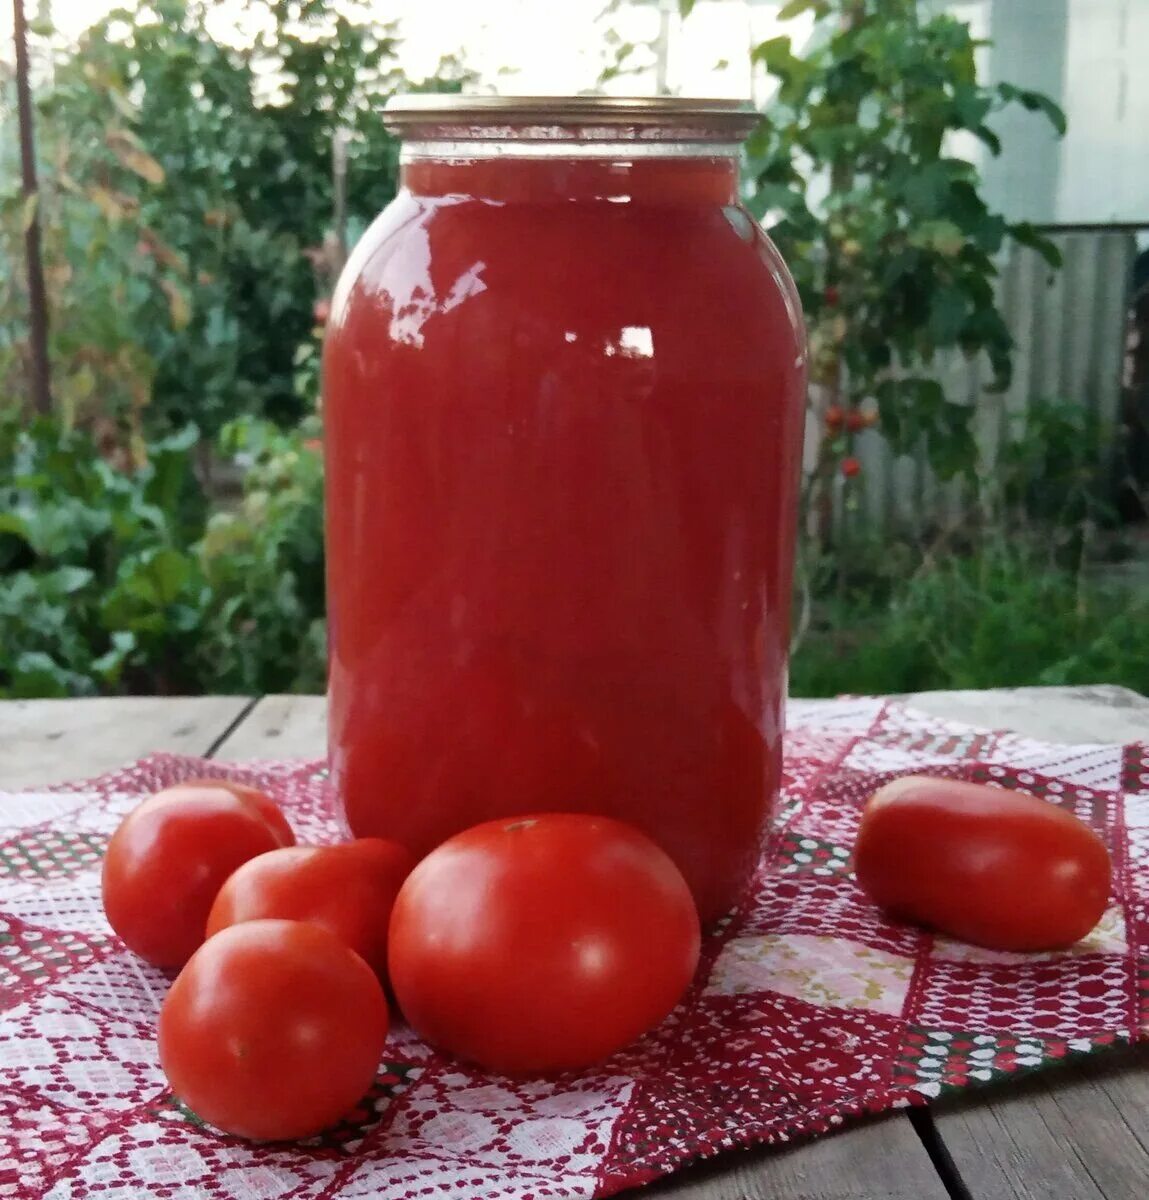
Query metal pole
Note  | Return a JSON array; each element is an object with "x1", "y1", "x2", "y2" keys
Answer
[{"x1": 655, "y1": 0, "x2": 671, "y2": 95}]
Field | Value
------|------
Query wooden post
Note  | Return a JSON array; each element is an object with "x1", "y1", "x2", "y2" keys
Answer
[{"x1": 13, "y1": 0, "x2": 53, "y2": 417}]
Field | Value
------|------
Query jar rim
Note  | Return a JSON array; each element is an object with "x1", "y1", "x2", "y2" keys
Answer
[{"x1": 382, "y1": 94, "x2": 759, "y2": 142}]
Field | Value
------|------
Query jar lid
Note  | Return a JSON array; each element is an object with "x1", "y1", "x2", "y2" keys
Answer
[{"x1": 382, "y1": 94, "x2": 759, "y2": 142}]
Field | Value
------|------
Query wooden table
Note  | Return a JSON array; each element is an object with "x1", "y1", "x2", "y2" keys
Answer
[{"x1": 4, "y1": 684, "x2": 1149, "y2": 1200}]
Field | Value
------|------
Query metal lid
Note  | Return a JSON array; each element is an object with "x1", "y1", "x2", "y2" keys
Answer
[{"x1": 382, "y1": 94, "x2": 759, "y2": 141}]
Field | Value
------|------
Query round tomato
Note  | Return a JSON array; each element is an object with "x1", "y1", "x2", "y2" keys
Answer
[
  {"x1": 176, "y1": 778, "x2": 295, "y2": 847},
  {"x1": 388, "y1": 813, "x2": 700, "y2": 1075},
  {"x1": 854, "y1": 775, "x2": 1112, "y2": 951},
  {"x1": 159, "y1": 919, "x2": 388, "y2": 1140},
  {"x1": 206, "y1": 838, "x2": 414, "y2": 977},
  {"x1": 102, "y1": 784, "x2": 293, "y2": 968}
]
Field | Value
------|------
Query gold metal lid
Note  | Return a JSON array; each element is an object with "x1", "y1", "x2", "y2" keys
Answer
[{"x1": 382, "y1": 94, "x2": 759, "y2": 141}]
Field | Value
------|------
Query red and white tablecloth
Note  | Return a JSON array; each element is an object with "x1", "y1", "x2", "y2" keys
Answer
[{"x1": 2, "y1": 697, "x2": 1146, "y2": 1199}]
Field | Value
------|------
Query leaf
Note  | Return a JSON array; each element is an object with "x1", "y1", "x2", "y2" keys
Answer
[
  {"x1": 121, "y1": 548, "x2": 194, "y2": 609},
  {"x1": 88, "y1": 186, "x2": 137, "y2": 222},
  {"x1": 108, "y1": 89, "x2": 138, "y2": 123},
  {"x1": 777, "y1": 0, "x2": 818, "y2": 18},
  {"x1": 11, "y1": 652, "x2": 71, "y2": 699},
  {"x1": 92, "y1": 631, "x2": 136, "y2": 681},
  {"x1": 677, "y1": 0, "x2": 696, "y2": 16},
  {"x1": 902, "y1": 163, "x2": 952, "y2": 218},
  {"x1": 160, "y1": 279, "x2": 192, "y2": 330},
  {"x1": 998, "y1": 83, "x2": 1067, "y2": 136},
  {"x1": 752, "y1": 36, "x2": 801, "y2": 80},
  {"x1": 0, "y1": 512, "x2": 34, "y2": 545},
  {"x1": 929, "y1": 286, "x2": 969, "y2": 344},
  {"x1": 47, "y1": 566, "x2": 95, "y2": 595},
  {"x1": 21, "y1": 192, "x2": 38, "y2": 233},
  {"x1": 973, "y1": 124, "x2": 1002, "y2": 156},
  {"x1": 107, "y1": 131, "x2": 166, "y2": 185},
  {"x1": 1010, "y1": 221, "x2": 1063, "y2": 269},
  {"x1": 909, "y1": 220, "x2": 965, "y2": 257}
]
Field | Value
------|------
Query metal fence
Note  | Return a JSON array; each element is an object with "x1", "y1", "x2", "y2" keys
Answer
[{"x1": 832, "y1": 227, "x2": 1139, "y2": 535}]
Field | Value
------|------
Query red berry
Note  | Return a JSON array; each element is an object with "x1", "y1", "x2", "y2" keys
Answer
[
  {"x1": 825, "y1": 405, "x2": 844, "y2": 431},
  {"x1": 841, "y1": 457, "x2": 861, "y2": 479},
  {"x1": 845, "y1": 409, "x2": 865, "y2": 433}
]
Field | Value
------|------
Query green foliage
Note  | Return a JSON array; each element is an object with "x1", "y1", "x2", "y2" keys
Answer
[
  {"x1": 744, "y1": 0, "x2": 1065, "y2": 482},
  {"x1": 196, "y1": 414, "x2": 326, "y2": 694},
  {"x1": 790, "y1": 541, "x2": 1149, "y2": 698},
  {"x1": 0, "y1": 415, "x2": 325, "y2": 698},
  {"x1": 998, "y1": 397, "x2": 1111, "y2": 532},
  {"x1": 1, "y1": 0, "x2": 464, "y2": 445}
]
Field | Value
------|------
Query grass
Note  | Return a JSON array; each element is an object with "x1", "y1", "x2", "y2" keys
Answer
[{"x1": 789, "y1": 539, "x2": 1149, "y2": 699}]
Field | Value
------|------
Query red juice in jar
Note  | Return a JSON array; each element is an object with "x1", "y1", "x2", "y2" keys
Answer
[{"x1": 323, "y1": 96, "x2": 806, "y2": 923}]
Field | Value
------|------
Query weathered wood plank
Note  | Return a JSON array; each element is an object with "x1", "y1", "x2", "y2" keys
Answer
[
  {"x1": 928, "y1": 1050, "x2": 1149, "y2": 1200},
  {"x1": 0, "y1": 695, "x2": 254, "y2": 787},
  {"x1": 212, "y1": 693, "x2": 327, "y2": 761},
  {"x1": 642, "y1": 1113, "x2": 951, "y2": 1199},
  {"x1": 905, "y1": 684, "x2": 1149, "y2": 744}
]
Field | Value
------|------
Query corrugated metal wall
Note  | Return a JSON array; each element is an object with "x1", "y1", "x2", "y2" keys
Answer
[{"x1": 829, "y1": 229, "x2": 1138, "y2": 534}]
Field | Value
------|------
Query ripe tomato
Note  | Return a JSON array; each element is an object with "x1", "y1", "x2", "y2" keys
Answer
[
  {"x1": 176, "y1": 778, "x2": 295, "y2": 847},
  {"x1": 102, "y1": 784, "x2": 293, "y2": 968},
  {"x1": 388, "y1": 813, "x2": 700, "y2": 1075},
  {"x1": 854, "y1": 775, "x2": 1111, "y2": 951},
  {"x1": 159, "y1": 920, "x2": 388, "y2": 1140},
  {"x1": 824, "y1": 404, "x2": 844, "y2": 431},
  {"x1": 206, "y1": 838, "x2": 414, "y2": 978},
  {"x1": 845, "y1": 409, "x2": 866, "y2": 433},
  {"x1": 841, "y1": 456, "x2": 861, "y2": 478}
]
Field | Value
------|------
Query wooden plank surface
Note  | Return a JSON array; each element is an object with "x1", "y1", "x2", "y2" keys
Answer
[
  {"x1": 0, "y1": 695, "x2": 253, "y2": 787},
  {"x1": 643, "y1": 1114, "x2": 951, "y2": 1199},
  {"x1": 906, "y1": 683, "x2": 1149, "y2": 743},
  {"x1": 928, "y1": 1049, "x2": 1149, "y2": 1200},
  {"x1": 212, "y1": 693, "x2": 327, "y2": 760}
]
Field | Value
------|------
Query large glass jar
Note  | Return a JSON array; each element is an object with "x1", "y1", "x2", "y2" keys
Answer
[{"x1": 323, "y1": 96, "x2": 806, "y2": 922}]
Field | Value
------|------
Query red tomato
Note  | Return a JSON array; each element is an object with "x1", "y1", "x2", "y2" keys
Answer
[
  {"x1": 825, "y1": 404, "x2": 844, "y2": 431},
  {"x1": 845, "y1": 409, "x2": 866, "y2": 433},
  {"x1": 206, "y1": 839, "x2": 414, "y2": 977},
  {"x1": 854, "y1": 775, "x2": 1112, "y2": 951},
  {"x1": 841, "y1": 456, "x2": 861, "y2": 478},
  {"x1": 388, "y1": 813, "x2": 701, "y2": 1075},
  {"x1": 102, "y1": 784, "x2": 293, "y2": 968},
  {"x1": 159, "y1": 920, "x2": 388, "y2": 1140},
  {"x1": 176, "y1": 778, "x2": 295, "y2": 847}
]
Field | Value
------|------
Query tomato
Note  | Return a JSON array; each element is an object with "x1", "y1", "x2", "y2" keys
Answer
[
  {"x1": 158, "y1": 920, "x2": 388, "y2": 1140},
  {"x1": 102, "y1": 784, "x2": 293, "y2": 968},
  {"x1": 388, "y1": 813, "x2": 700, "y2": 1075},
  {"x1": 845, "y1": 409, "x2": 866, "y2": 433},
  {"x1": 176, "y1": 778, "x2": 295, "y2": 847},
  {"x1": 854, "y1": 775, "x2": 1112, "y2": 951},
  {"x1": 824, "y1": 404, "x2": 844, "y2": 431},
  {"x1": 206, "y1": 838, "x2": 414, "y2": 977},
  {"x1": 841, "y1": 456, "x2": 861, "y2": 478}
]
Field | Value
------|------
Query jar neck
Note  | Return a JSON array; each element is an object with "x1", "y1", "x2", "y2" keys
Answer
[{"x1": 399, "y1": 152, "x2": 741, "y2": 205}]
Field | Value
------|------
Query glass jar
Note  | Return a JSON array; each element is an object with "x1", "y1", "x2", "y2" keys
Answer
[{"x1": 323, "y1": 96, "x2": 806, "y2": 922}]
